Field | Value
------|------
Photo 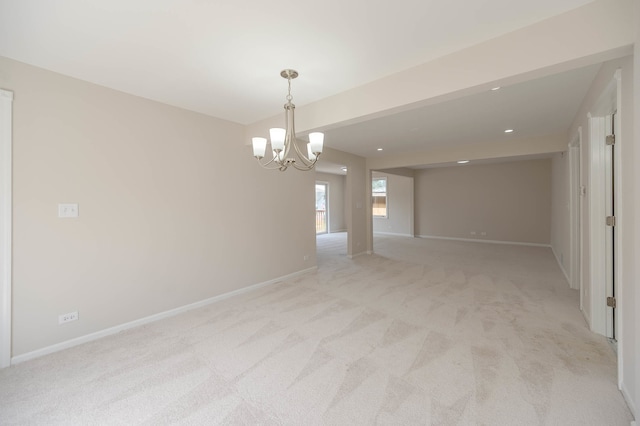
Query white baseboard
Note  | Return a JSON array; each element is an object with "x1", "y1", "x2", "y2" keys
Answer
[
  {"x1": 11, "y1": 266, "x2": 317, "y2": 365},
  {"x1": 581, "y1": 308, "x2": 592, "y2": 330},
  {"x1": 348, "y1": 251, "x2": 370, "y2": 259},
  {"x1": 551, "y1": 245, "x2": 570, "y2": 285},
  {"x1": 373, "y1": 232, "x2": 414, "y2": 237},
  {"x1": 417, "y1": 234, "x2": 551, "y2": 248},
  {"x1": 621, "y1": 381, "x2": 637, "y2": 420}
]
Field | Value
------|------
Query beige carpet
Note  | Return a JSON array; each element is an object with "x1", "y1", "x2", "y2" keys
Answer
[{"x1": 0, "y1": 233, "x2": 633, "y2": 425}]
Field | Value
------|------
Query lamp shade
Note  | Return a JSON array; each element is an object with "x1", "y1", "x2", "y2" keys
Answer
[
  {"x1": 270, "y1": 128, "x2": 286, "y2": 151},
  {"x1": 309, "y1": 132, "x2": 324, "y2": 154},
  {"x1": 307, "y1": 143, "x2": 317, "y2": 161},
  {"x1": 252, "y1": 137, "x2": 267, "y2": 158}
]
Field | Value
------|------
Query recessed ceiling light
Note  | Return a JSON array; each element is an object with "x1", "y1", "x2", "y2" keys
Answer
[
  {"x1": 377, "y1": 148, "x2": 383, "y2": 151},
  {"x1": 491, "y1": 86, "x2": 501, "y2": 91},
  {"x1": 341, "y1": 166, "x2": 347, "y2": 172},
  {"x1": 457, "y1": 160, "x2": 469, "y2": 164},
  {"x1": 504, "y1": 129, "x2": 514, "y2": 133}
]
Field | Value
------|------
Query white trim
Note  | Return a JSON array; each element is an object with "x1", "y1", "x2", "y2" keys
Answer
[
  {"x1": 0, "y1": 89, "x2": 13, "y2": 369},
  {"x1": 551, "y1": 245, "x2": 570, "y2": 284},
  {"x1": 621, "y1": 382, "x2": 637, "y2": 419},
  {"x1": 11, "y1": 266, "x2": 317, "y2": 365},
  {"x1": 417, "y1": 235, "x2": 551, "y2": 248},
  {"x1": 347, "y1": 251, "x2": 370, "y2": 259},
  {"x1": 581, "y1": 308, "x2": 591, "y2": 330},
  {"x1": 569, "y1": 128, "x2": 582, "y2": 292},
  {"x1": 612, "y1": 69, "x2": 624, "y2": 390},
  {"x1": 408, "y1": 177, "x2": 414, "y2": 237}
]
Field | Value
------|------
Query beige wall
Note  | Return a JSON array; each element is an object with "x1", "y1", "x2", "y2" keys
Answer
[
  {"x1": 315, "y1": 172, "x2": 346, "y2": 233},
  {"x1": 372, "y1": 171, "x2": 413, "y2": 237},
  {"x1": 415, "y1": 159, "x2": 551, "y2": 244},
  {"x1": 1, "y1": 56, "x2": 316, "y2": 356},
  {"x1": 320, "y1": 147, "x2": 367, "y2": 256}
]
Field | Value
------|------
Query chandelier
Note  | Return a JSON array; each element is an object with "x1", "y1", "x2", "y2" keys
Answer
[{"x1": 251, "y1": 69, "x2": 324, "y2": 171}]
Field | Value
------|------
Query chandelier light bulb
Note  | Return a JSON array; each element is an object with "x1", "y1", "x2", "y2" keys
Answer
[
  {"x1": 308, "y1": 132, "x2": 324, "y2": 154},
  {"x1": 252, "y1": 137, "x2": 267, "y2": 158},
  {"x1": 269, "y1": 128, "x2": 286, "y2": 151},
  {"x1": 307, "y1": 143, "x2": 316, "y2": 161}
]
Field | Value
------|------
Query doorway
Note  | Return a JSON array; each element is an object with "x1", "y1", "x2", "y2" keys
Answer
[{"x1": 315, "y1": 182, "x2": 328, "y2": 234}]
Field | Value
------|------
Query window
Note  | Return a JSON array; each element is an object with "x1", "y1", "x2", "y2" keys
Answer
[{"x1": 372, "y1": 177, "x2": 387, "y2": 217}]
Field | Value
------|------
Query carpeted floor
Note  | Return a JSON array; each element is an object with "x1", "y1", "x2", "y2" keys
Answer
[{"x1": 0, "y1": 233, "x2": 633, "y2": 425}]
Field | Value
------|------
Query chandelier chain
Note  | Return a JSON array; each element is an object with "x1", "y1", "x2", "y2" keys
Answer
[{"x1": 286, "y1": 77, "x2": 293, "y2": 102}]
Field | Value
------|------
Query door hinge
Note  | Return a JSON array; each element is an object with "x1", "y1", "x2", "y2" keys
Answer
[
  {"x1": 607, "y1": 297, "x2": 616, "y2": 308},
  {"x1": 606, "y1": 216, "x2": 616, "y2": 227},
  {"x1": 606, "y1": 135, "x2": 615, "y2": 146}
]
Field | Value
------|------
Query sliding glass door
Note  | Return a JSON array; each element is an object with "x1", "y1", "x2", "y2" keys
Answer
[{"x1": 315, "y1": 183, "x2": 328, "y2": 234}]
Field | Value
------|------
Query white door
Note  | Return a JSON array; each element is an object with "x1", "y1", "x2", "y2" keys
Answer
[{"x1": 604, "y1": 112, "x2": 616, "y2": 339}]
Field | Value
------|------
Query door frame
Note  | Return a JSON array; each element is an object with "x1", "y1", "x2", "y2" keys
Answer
[
  {"x1": 0, "y1": 89, "x2": 13, "y2": 368},
  {"x1": 586, "y1": 70, "x2": 620, "y2": 339},
  {"x1": 569, "y1": 129, "x2": 582, "y2": 293}
]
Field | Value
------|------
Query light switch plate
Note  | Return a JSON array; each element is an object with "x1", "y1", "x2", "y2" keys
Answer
[{"x1": 58, "y1": 203, "x2": 79, "y2": 218}]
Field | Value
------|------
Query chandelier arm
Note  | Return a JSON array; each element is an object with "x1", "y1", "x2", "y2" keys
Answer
[
  {"x1": 291, "y1": 155, "x2": 320, "y2": 171},
  {"x1": 287, "y1": 103, "x2": 315, "y2": 167},
  {"x1": 255, "y1": 155, "x2": 286, "y2": 170},
  {"x1": 259, "y1": 154, "x2": 278, "y2": 167},
  {"x1": 291, "y1": 135, "x2": 314, "y2": 166}
]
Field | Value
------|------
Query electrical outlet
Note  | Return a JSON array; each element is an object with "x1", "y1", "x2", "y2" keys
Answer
[
  {"x1": 59, "y1": 311, "x2": 78, "y2": 324},
  {"x1": 303, "y1": 255, "x2": 309, "y2": 261},
  {"x1": 470, "y1": 231, "x2": 476, "y2": 235},
  {"x1": 480, "y1": 232, "x2": 487, "y2": 236}
]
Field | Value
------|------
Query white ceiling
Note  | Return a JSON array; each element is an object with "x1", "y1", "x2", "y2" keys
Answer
[
  {"x1": 0, "y1": 0, "x2": 595, "y2": 127},
  {"x1": 316, "y1": 64, "x2": 600, "y2": 158},
  {"x1": 0, "y1": 0, "x2": 603, "y2": 170},
  {"x1": 316, "y1": 161, "x2": 348, "y2": 176}
]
